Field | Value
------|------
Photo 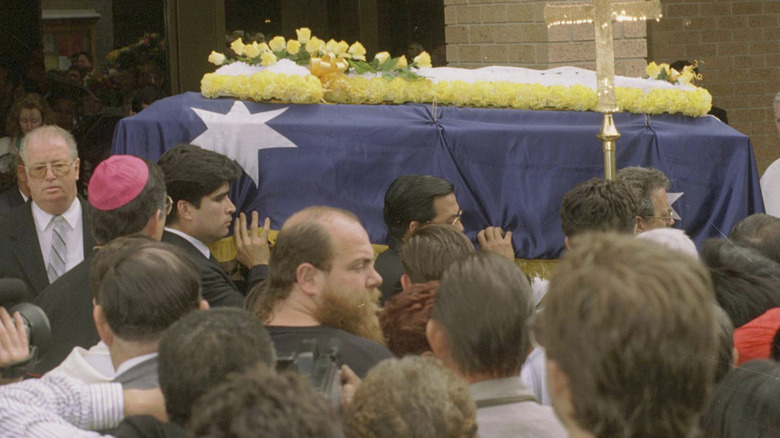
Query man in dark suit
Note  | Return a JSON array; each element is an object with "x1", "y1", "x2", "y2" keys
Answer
[
  {"x1": 32, "y1": 155, "x2": 170, "y2": 374},
  {"x1": 158, "y1": 144, "x2": 270, "y2": 308},
  {"x1": 0, "y1": 126, "x2": 95, "y2": 300},
  {"x1": 0, "y1": 153, "x2": 27, "y2": 213}
]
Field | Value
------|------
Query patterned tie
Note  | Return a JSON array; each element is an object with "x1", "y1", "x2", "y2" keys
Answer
[{"x1": 46, "y1": 216, "x2": 67, "y2": 283}]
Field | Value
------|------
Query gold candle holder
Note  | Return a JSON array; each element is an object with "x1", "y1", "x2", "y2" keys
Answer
[{"x1": 597, "y1": 113, "x2": 620, "y2": 180}]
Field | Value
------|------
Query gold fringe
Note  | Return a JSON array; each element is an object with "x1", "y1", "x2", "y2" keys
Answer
[{"x1": 210, "y1": 232, "x2": 557, "y2": 280}]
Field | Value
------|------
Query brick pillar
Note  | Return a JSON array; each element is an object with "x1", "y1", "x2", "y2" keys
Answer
[{"x1": 444, "y1": 0, "x2": 650, "y2": 77}]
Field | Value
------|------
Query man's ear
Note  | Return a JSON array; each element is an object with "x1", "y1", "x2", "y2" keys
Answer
[
  {"x1": 296, "y1": 263, "x2": 323, "y2": 298},
  {"x1": 400, "y1": 273, "x2": 413, "y2": 291},
  {"x1": 426, "y1": 319, "x2": 448, "y2": 361},
  {"x1": 176, "y1": 200, "x2": 194, "y2": 221},
  {"x1": 93, "y1": 304, "x2": 114, "y2": 346},
  {"x1": 407, "y1": 221, "x2": 421, "y2": 237},
  {"x1": 141, "y1": 210, "x2": 163, "y2": 238},
  {"x1": 635, "y1": 216, "x2": 645, "y2": 233},
  {"x1": 16, "y1": 164, "x2": 26, "y2": 182},
  {"x1": 73, "y1": 158, "x2": 80, "y2": 180},
  {"x1": 564, "y1": 236, "x2": 571, "y2": 251}
]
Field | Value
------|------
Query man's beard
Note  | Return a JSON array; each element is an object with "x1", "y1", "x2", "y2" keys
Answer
[{"x1": 315, "y1": 286, "x2": 386, "y2": 345}]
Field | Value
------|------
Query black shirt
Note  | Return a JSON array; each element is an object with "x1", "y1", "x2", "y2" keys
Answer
[{"x1": 266, "y1": 325, "x2": 393, "y2": 378}]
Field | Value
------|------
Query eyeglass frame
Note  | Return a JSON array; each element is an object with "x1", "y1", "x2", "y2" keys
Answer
[
  {"x1": 164, "y1": 195, "x2": 173, "y2": 215},
  {"x1": 25, "y1": 159, "x2": 78, "y2": 179}
]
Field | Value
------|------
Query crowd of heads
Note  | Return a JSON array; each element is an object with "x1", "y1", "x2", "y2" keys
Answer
[{"x1": 0, "y1": 113, "x2": 778, "y2": 438}]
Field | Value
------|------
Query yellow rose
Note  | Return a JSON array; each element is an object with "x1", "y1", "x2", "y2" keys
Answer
[
  {"x1": 287, "y1": 39, "x2": 301, "y2": 55},
  {"x1": 207, "y1": 51, "x2": 226, "y2": 65},
  {"x1": 261, "y1": 51, "x2": 277, "y2": 66},
  {"x1": 269, "y1": 36, "x2": 286, "y2": 52},
  {"x1": 259, "y1": 42, "x2": 270, "y2": 52},
  {"x1": 334, "y1": 41, "x2": 349, "y2": 55},
  {"x1": 296, "y1": 28, "x2": 311, "y2": 44},
  {"x1": 413, "y1": 51, "x2": 432, "y2": 68},
  {"x1": 396, "y1": 55, "x2": 408, "y2": 68},
  {"x1": 244, "y1": 42, "x2": 261, "y2": 59},
  {"x1": 348, "y1": 42, "x2": 366, "y2": 61},
  {"x1": 374, "y1": 51, "x2": 391, "y2": 65},
  {"x1": 677, "y1": 69, "x2": 695, "y2": 86},
  {"x1": 306, "y1": 37, "x2": 325, "y2": 54},
  {"x1": 668, "y1": 68, "x2": 681, "y2": 84},
  {"x1": 230, "y1": 38, "x2": 245, "y2": 56},
  {"x1": 325, "y1": 39, "x2": 338, "y2": 52},
  {"x1": 645, "y1": 61, "x2": 658, "y2": 78}
]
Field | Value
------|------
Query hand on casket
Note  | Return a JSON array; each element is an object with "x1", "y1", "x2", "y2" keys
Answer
[
  {"x1": 478, "y1": 227, "x2": 515, "y2": 261},
  {"x1": 234, "y1": 212, "x2": 272, "y2": 268}
]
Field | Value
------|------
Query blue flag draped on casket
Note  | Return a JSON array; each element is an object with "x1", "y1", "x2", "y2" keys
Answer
[{"x1": 112, "y1": 92, "x2": 764, "y2": 259}]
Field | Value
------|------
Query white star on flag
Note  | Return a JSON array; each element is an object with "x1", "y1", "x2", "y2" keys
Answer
[
  {"x1": 190, "y1": 101, "x2": 297, "y2": 186},
  {"x1": 667, "y1": 192, "x2": 683, "y2": 220}
]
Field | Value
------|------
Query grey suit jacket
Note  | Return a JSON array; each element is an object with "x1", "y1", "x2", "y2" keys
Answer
[
  {"x1": 0, "y1": 198, "x2": 96, "y2": 301},
  {"x1": 470, "y1": 377, "x2": 567, "y2": 438},
  {"x1": 114, "y1": 355, "x2": 159, "y2": 390}
]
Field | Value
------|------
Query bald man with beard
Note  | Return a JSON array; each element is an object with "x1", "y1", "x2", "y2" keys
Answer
[{"x1": 250, "y1": 206, "x2": 393, "y2": 378}]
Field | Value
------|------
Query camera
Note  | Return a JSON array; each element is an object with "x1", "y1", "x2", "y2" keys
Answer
[
  {"x1": 276, "y1": 339, "x2": 341, "y2": 411},
  {"x1": 0, "y1": 279, "x2": 52, "y2": 378}
]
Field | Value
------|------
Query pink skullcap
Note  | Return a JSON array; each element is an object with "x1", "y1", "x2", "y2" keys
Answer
[{"x1": 89, "y1": 155, "x2": 149, "y2": 211}]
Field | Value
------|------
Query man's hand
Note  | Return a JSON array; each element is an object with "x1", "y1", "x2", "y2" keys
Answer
[
  {"x1": 0, "y1": 307, "x2": 29, "y2": 367},
  {"x1": 234, "y1": 212, "x2": 271, "y2": 268},
  {"x1": 340, "y1": 364, "x2": 361, "y2": 410},
  {"x1": 124, "y1": 388, "x2": 168, "y2": 422},
  {"x1": 477, "y1": 226, "x2": 515, "y2": 260}
]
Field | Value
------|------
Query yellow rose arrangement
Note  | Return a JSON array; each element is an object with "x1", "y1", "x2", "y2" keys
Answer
[
  {"x1": 646, "y1": 61, "x2": 702, "y2": 86},
  {"x1": 208, "y1": 27, "x2": 429, "y2": 80}
]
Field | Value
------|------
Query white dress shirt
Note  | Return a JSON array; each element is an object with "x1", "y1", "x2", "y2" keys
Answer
[
  {"x1": 32, "y1": 198, "x2": 85, "y2": 273},
  {"x1": 164, "y1": 227, "x2": 211, "y2": 259}
]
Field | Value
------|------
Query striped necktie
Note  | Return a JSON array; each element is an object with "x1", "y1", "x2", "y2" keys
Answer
[{"x1": 47, "y1": 215, "x2": 67, "y2": 283}]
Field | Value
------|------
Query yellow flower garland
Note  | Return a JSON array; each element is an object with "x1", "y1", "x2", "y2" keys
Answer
[
  {"x1": 202, "y1": 71, "x2": 712, "y2": 116},
  {"x1": 201, "y1": 71, "x2": 323, "y2": 104}
]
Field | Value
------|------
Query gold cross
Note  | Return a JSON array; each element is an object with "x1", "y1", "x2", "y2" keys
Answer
[{"x1": 545, "y1": 0, "x2": 662, "y2": 113}]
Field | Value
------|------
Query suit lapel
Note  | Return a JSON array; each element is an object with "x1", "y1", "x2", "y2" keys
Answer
[
  {"x1": 8, "y1": 204, "x2": 48, "y2": 296},
  {"x1": 79, "y1": 198, "x2": 97, "y2": 252}
]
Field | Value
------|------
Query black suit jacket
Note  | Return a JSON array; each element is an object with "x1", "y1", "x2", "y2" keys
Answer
[
  {"x1": 0, "y1": 198, "x2": 96, "y2": 301},
  {"x1": 31, "y1": 252, "x2": 98, "y2": 375},
  {"x1": 161, "y1": 231, "x2": 246, "y2": 308},
  {"x1": 0, "y1": 184, "x2": 24, "y2": 214}
]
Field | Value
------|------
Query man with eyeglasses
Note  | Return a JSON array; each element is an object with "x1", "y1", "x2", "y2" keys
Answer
[
  {"x1": 31, "y1": 154, "x2": 171, "y2": 375},
  {"x1": 616, "y1": 166, "x2": 676, "y2": 232},
  {"x1": 0, "y1": 125, "x2": 95, "y2": 301},
  {"x1": 377, "y1": 174, "x2": 514, "y2": 303}
]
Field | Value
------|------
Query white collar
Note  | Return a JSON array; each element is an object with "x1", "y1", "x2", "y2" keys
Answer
[
  {"x1": 32, "y1": 198, "x2": 80, "y2": 231},
  {"x1": 165, "y1": 227, "x2": 210, "y2": 259}
]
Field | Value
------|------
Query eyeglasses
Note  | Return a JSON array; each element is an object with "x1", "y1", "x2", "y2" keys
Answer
[
  {"x1": 451, "y1": 210, "x2": 463, "y2": 227},
  {"x1": 164, "y1": 195, "x2": 173, "y2": 215},
  {"x1": 26, "y1": 160, "x2": 76, "y2": 179}
]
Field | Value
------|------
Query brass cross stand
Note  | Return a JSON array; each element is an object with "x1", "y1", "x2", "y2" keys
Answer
[{"x1": 544, "y1": 0, "x2": 662, "y2": 180}]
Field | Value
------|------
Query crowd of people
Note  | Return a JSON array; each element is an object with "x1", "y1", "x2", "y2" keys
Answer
[
  {"x1": 0, "y1": 103, "x2": 777, "y2": 436},
  {"x1": 0, "y1": 49, "x2": 167, "y2": 201}
]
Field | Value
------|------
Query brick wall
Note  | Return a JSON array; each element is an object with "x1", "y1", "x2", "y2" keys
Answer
[
  {"x1": 443, "y1": 0, "x2": 780, "y2": 174},
  {"x1": 444, "y1": 0, "x2": 650, "y2": 76},
  {"x1": 647, "y1": 0, "x2": 780, "y2": 174}
]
